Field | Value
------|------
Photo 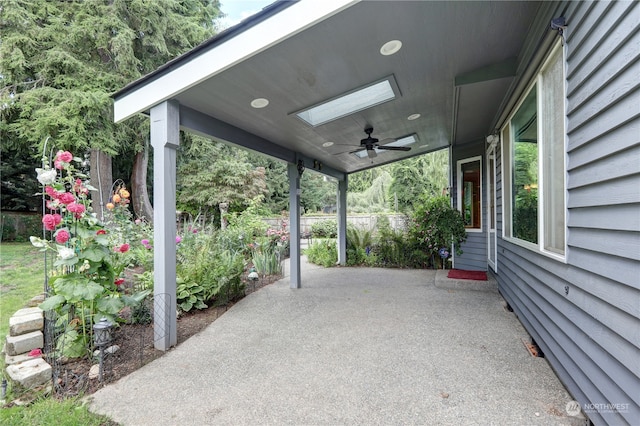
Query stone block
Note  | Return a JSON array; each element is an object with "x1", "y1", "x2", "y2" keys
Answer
[
  {"x1": 9, "y1": 313, "x2": 44, "y2": 336},
  {"x1": 13, "y1": 307, "x2": 43, "y2": 317},
  {"x1": 6, "y1": 358, "x2": 52, "y2": 388},
  {"x1": 27, "y1": 294, "x2": 46, "y2": 307},
  {"x1": 5, "y1": 331, "x2": 43, "y2": 356},
  {"x1": 3, "y1": 351, "x2": 43, "y2": 366}
]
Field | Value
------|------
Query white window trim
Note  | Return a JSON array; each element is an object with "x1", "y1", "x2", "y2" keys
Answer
[
  {"x1": 500, "y1": 40, "x2": 567, "y2": 262},
  {"x1": 457, "y1": 156, "x2": 483, "y2": 233},
  {"x1": 486, "y1": 147, "x2": 497, "y2": 273}
]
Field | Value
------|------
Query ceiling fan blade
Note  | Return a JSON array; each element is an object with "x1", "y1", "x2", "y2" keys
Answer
[
  {"x1": 348, "y1": 147, "x2": 365, "y2": 155},
  {"x1": 376, "y1": 145, "x2": 411, "y2": 151}
]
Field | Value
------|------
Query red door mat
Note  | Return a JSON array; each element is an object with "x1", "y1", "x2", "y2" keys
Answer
[{"x1": 447, "y1": 269, "x2": 488, "y2": 281}]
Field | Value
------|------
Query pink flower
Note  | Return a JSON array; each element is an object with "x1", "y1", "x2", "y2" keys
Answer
[
  {"x1": 96, "y1": 229, "x2": 107, "y2": 235},
  {"x1": 116, "y1": 243, "x2": 130, "y2": 253},
  {"x1": 42, "y1": 213, "x2": 62, "y2": 231},
  {"x1": 192, "y1": 228, "x2": 198, "y2": 234},
  {"x1": 67, "y1": 202, "x2": 85, "y2": 218},
  {"x1": 58, "y1": 192, "x2": 75, "y2": 205},
  {"x1": 175, "y1": 235, "x2": 182, "y2": 244},
  {"x1": 28, "y1": 348, "x2": 42, "y2": 357},
  {"x1": 45, "y1": 186, "x2": 59, "y2": 199},
  {"x1": 114, "y1": 278, "x2": 125, "y2": 286},
  {"x1": 55, "y1": 229, "x2": 70, "y2": 244},
  {"x1": 56, "y1": 150, "x2": 73, "y2": 163},
  {"x1": 141, "y1": 239, "x2": 150, "y2": 246},
  {"x1": 134, "y1": 219, "x2": 142, "y2": 225}
]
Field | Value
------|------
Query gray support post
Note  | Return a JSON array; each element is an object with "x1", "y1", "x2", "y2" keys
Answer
[
  {"x1": 150, "y1": 100, "x2": 180, "y2": 350},
  {"x1": 288, "y1": 162, "x2": 301, "y2": 288},
  {"x1": 337, "y1": 177, "x2": 347, "y2": 265}
]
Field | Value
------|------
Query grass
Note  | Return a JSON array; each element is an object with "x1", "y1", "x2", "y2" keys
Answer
[
  {"x1": 0, "y1": 242, "x2": 115, "y2": 425},
  {"x1": 0, "y1": 396, "x2": 116, "y2": 425},
  {"x1": 0, "y1": 242, "x2": 45, "y2": 344}
]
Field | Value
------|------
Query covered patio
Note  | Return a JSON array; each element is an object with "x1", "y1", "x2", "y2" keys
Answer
[
  {"x1": 88, "y1": 259, "x2": 582, "y2": 425},
  {"x1": 112, "y1": 0, "x2": 547, "y2": 351}
]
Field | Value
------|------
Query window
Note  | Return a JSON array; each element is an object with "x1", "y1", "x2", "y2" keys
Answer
[
  {"x1": 502, "y1": 41, "x2": 566, "y2": 257},
  {"x1": 457, "y1": 157, "x2": 482, "y2": 231}
]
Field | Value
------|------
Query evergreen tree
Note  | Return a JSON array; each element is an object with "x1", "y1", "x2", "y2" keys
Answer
[{"x1": 0, "y1": 0, "x2": 221, "y2": 217}]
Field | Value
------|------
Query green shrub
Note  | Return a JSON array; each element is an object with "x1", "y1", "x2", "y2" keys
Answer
[
  {"x1": 311, "y1": 219, "x2": 337, "y2": 238},
  {"x1": 305, "y1": 240, "x2": 337, "y2": 267},
  {"x1": 346, "y1": 226, "x2": 373, "y2": 266},
  {"x1": 407, "y1": 195, "x2": 467, "y2": 267}
]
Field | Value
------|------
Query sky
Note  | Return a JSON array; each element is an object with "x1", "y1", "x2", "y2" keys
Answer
[{"x1": 218, "y1": 0, "x2": 276, "y2": 29}]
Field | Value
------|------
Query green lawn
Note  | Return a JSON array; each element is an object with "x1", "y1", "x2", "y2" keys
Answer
[
  {"x1": 0, "y1": 242, "x2": 46, "y2": 343},
  {"x1": 0, "y1": 242, "x2": 115, "y2": 425}
]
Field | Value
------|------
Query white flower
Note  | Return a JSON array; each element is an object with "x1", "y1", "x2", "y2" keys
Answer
[
  {"x1": 30, "y1": 236, "x2": 47, "y2": 248},
  {"x1": 35, "y1": 168, "x2": 57, "y2": 185},
  {"x1": 57, "y1": 246, "x2": 75, "y2": 260}
]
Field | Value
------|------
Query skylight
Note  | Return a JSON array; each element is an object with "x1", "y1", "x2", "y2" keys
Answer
[
  {"x1": 353, "y1": 134, "x2": 417, "y2": 158},
  {"x1": 294, "y1": 76, "x2": 399, "y2": 127}
]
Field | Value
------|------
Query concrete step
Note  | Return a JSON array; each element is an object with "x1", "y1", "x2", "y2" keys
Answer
[
  {"x1": 6, "y1": 358, "x2": 52, "y2": 388},
  {"x1": 5, "y1": 331, "x2": 43, "y2": 357},
  {"x1": 9, "y1": 308, "x2": 43, "y2": 336}
]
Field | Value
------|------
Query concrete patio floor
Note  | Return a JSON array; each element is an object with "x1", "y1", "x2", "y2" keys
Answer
[{"x1": 88, "y1": 258, "x2": 584, "y2": 425}]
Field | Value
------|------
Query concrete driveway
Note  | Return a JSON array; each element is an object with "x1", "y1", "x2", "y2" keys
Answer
[{"x1": 88, "y1": 259, "x2": 583, "y2": 425}]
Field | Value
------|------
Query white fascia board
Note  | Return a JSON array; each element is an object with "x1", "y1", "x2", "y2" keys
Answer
[{"x1": 114, "y1": 0, "x2": 359, "y2": 123}]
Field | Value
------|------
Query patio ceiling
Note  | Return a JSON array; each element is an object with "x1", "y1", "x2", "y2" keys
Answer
[{"x1": 114, "y1": 0, "x2": 542, "y2": 175}]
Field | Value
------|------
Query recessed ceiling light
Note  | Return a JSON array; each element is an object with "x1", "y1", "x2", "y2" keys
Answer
[
  {"x1": 407, "y1": 113, "x2": 421, "y2": 120},
  {"x1": 294, "y1": 76, "x2": 400, "y2": 127},
  {"x1": 322, "y1": 141, "x2": 334, "y2": 147},
  {"x1": 380, "y1": 40, "x2": 402, "y2": 56},
  {"x1": 250, "y1": 98, "x2": 269, "y2": 108}
]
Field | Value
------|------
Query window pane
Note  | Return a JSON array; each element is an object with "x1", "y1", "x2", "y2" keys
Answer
[
  {"x1": 511, "y1": 87, "x2": 538, "y2": 244},
  {"x1": 502, "y1": 124, "x2": 512, "y2": 237},
  {"x1": 541, "y1": 47, "x2": 565, "y2": 254}
]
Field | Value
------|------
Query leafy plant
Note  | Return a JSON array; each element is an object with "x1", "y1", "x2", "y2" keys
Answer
[
  {"x1": 176, "y1": 277, "x2": 208, "y2": 312},
  {"x1": 311, "y1": 219, "x2": 337, "y2": 238},
  {"x1": 346, "y1": 226, "x2": 373, "y2": 266},
  {"x1": 305, "y1": 240, "x2": 338, "y2": 267},
  {"x1": 408, "y1": 195, "x2": 467, "y2": 267}
]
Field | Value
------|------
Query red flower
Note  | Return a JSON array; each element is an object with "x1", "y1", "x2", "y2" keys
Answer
[
  {"x1": 55, "y1": 229, "x2": 70, "y2": 244},
  {"x1": 28, "y1": 348, "x2": 42, "y2": 357},
  {"x1": 58, "y1": 192, "x2": 75, "y2": 205},
  {"x1": 116, "y1": 243, "x2": 130, "y2": 253},
  {"x1": 114, "y1": 278, "x2": 125, "y2": 286},
  {"x1": 67, "y1": 202, "x2": 85, "y2": 218},
  {"x1": 45, "y1": 186, "x2": 59, "y2": 199},
  {"x1": 96, "y1": 229, "x2": 107, "y2": 235},
  {"x1": 42, "y1": 213, "x2": 62, "y2": 231}
]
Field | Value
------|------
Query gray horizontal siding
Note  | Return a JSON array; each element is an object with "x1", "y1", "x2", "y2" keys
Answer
[
  {"x1": 456, "y1": 233, "x2": 487, "y2": 271},
  {"x1": 493, "y1": 1, "x2": 640, "y2": 425}
]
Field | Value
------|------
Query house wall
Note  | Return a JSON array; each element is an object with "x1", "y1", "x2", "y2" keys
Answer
[
  {"x1": 493, "y1": 1, "x2": 640, "y2": 425},
  {"x1": 452, "y1": 142, "x2": 487, "y2": 271}
]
